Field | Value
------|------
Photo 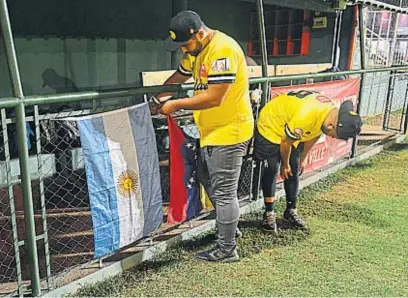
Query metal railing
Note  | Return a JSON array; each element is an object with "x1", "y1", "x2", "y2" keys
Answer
[
  {"x1": 1, "y1": 0, "x2": 408, "y2": 296},
  {"x1": 0, "y1": 66, "x2": 406, "y2": 298}
]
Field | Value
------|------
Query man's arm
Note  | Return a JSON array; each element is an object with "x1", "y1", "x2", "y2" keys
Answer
[
  {"x1": 160, "y1": 83, "x2": 231, "y2": 114},
  {"x1": 280, "y1": 138, "x2": 294, "y2": 168},
  {"x1": 301, "y1": 136, "x2": 320, "y2": 162},
  {"x1": 155, "y1": 70, "x2": 192, "y2": 101}
]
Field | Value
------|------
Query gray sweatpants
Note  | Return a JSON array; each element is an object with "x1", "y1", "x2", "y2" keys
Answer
[{"x1": 197, "y1": 141, "x2": 248, "y2": 251}]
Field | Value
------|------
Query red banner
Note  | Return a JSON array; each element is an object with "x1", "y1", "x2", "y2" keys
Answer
[{"x1": 269, "y1": 78, "x2": 361, "y2": 179}]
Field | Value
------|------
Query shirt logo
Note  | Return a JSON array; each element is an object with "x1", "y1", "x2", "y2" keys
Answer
[
  {"x1": 200, "y1": 64, "x2": 208, "y2": 77},
  {"x1": 294, "y1": 128, "x2": 304, "y2": 138},
  {"x1": 194, "y1": 82, "x2": 208, "y2": 91},
  {"x1": 211, "y1": 58, "x2": 230, "y2": 72}
]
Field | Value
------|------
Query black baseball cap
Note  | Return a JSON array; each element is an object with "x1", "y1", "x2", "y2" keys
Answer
[
  {"x1": 337, "y1": 100, "x2": 363, "y2": 140},
  {"x1": 164, "y1": 11, "x2": 203, "y2": 52}
]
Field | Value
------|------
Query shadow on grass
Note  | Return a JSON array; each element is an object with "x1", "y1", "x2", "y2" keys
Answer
[
  {"x1": 73, "y1": 145, "x2": 402, "y2": 297},
  {"x1": 387, "y1": 143, "x2": 408, "y2": 152},
  {"x1": 73, "y1": 259, "x2": 179, "y2": 297},
  {"x1": 351, "y1": 162, "x2": 375, "y2": 169},
  {"x1": 237, "y1": 217, "x2": 311, "y2": 258}
]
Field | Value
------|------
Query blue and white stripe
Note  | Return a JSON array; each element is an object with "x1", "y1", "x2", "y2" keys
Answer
[{"x1": 76, "y1": 103, "x2": 163, "y2": 258}]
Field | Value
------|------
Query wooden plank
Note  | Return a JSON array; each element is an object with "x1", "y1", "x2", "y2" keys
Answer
[
  {"x1": 140, "y1": 63, "x2": 331, "y2": 88},
  {"x1": 141, "y1": 70, "x2": 194, "y2": 87},
  {"x1": 248, "y1": 66, "x2": 275, "y2": 78},
  {"x1": 141, "y1": 66, "x2": 275, "y2": 87},
  {"x1": 275, "y1": 63, "x2": 332, "y2": 76}
]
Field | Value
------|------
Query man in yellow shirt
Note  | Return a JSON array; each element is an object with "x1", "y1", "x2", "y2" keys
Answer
[
  {"x1": 153, "y1": 11, "x2": 254, "y2": 262},
  {"x1": 254, "y1": 90, "x2": 362, "y2": 233}
]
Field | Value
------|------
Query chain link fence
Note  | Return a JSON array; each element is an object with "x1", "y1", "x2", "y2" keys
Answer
[
  {"x1": 0, "y1": 23, "x2": 407, "y2": 298},
  {"x1": 0, "y1": 109, "x2": 25, "y2": 297},
  {"x1": 0, "y1": 70, "x2": 406, "y2": 296},
  {"x1": 0, "y1": 99, "x2": 249, "y2": 294}
]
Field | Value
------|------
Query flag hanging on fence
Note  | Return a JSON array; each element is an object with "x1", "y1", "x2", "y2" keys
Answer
[
  {"x1": 167, "y1": 115, "x2": 204, "y2": 223},
  {"x1": 76, "y1": 103, "x2": 163, "y2": 258}
]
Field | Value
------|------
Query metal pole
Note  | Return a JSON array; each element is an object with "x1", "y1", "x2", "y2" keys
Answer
[
  {"x1": 335, "y1": 11, "x2": 343, "y2": 68},
  {"x1": 256, "y1": 0, "x2": 269, "y2": 108},
  {"x1": 389, "y1": 13, "x2": 401, "y2": 66},
  {"x1": 0, "y1": 0, "x2": 41, "y2": 296},
  {"x1": 34, "y1": 105, "x2": 53, "y2": 290},
  {"x1": 383, "y1": 70, "x2": 396, "y2": 130},
  {"x1": 331, "y1": 11, "x2": 340, "y2": 67},
  {"x1": 351, "y1": 4, "x2": 367, "y2": 158},
  {"x1": 401, "y1": 78, "x2": 408, "y2": 133},
  {"x1": 1, "y1": 66, "x2": 408, "y2": 109},
  {"x1": 252, "y1": 0, "x2": 269, "y2": 201}
]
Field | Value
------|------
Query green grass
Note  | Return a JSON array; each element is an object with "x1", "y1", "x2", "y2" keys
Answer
[{"x1": 72, "y1": 143, "x2": 408, "y2": 297}]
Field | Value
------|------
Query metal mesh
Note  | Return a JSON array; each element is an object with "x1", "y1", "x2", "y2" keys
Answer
[
  {"x1": 385, "y1": 72, "x2": 408, "y2": 130},
  {"x1": 0, "y1": 72, "x2": 405, "y2": 295},
  {"x1": 28, "y1": 98, "x2": 258, "y2": 281},
  {"x1": 374, "y1": 0, "x2": 408, "y2": 7},
  {"x1": 356, "y1": 8, "x2": 408, "y2": 133},
  {"x1": 36, "y1": 111, "x2": 92, "y2": 277},
  {"x1": 0, "y1": 111, "x2": 20, "y2": 296},
  {"x1": 364, "y1": 9, "x2": 408, "y2": 68}
]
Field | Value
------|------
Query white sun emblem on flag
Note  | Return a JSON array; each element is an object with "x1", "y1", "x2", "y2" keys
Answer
[{"x1": 117, "y1": 169, "x2": 139, "y2": 198}]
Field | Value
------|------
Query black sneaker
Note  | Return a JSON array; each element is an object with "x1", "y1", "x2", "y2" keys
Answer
[
  {"x1": 283, "y1": 208, "x2": 307, "y2": 229},
  {"x1": 196, "y1": 245, "x2": 239, "y2": 262},
  {"x1": 262, "y1": 211, "x2": 278, "y2": 233}
]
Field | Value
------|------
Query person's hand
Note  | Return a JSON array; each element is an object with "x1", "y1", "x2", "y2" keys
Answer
[
  {"x1": 280, "y1": 164, "x2": 293, "y2": 180},
  {"x1": 149, "y1": 102, "x2": 161, "y2": 115},
  {"x1": 149, "y1": 96, "x2": 163, "y2": 116},
  {"x1": 299, "y1": 158, "x2": 308, "y2": 176},
  {"x1": 160, "y1": 100, "x2": 179, "y2": 115}
]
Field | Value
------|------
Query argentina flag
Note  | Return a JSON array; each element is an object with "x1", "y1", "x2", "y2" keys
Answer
[{"x1": 75, "y1": 103, "x2": 163, "y2": 258}]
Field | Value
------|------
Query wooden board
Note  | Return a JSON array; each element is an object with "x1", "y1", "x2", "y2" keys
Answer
[
  {"x1": 275, "y1": 63, "x2": 332, "y2": 76},
  {"x1": 140, "y1": 63, "x2": 332, "y2": 87},
  {"x1": 140, "y1": 66, "x2": 276, "y2": 87},
  {"x1": 141, "y1": 70, "x2": 194, "y2": 87},
  {"x1": 248, "y1": 66, "x2": 276, "y2": 78}
]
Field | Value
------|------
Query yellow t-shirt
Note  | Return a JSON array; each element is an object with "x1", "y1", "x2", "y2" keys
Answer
[
  {"x1": 256, "y1": 90, "x2": 335, "y2": 147},
  {"x1": 178, "y1": 31, "x2": 254, "y2": 147}
]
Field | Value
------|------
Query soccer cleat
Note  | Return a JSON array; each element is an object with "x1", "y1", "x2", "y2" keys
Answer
[
  {"x1": 283, "y1": 208, "x2": 307, "y2": 229},
  {"x1": 196, "y1": 245, "x2": 239, "y2": 262},
  {"x1": 262, "y1": 211, "x2": 278, "y2": 233}
]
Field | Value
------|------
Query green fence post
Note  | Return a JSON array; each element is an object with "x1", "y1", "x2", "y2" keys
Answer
[
  {"x1": 256, "y1": 0, "x2": 269, "y2": 109},
  {"x1": 251, "y1": 0, "x2": 269, "y2": 202},
  {"x1": 351, "y1": 3, "x2": 367, "y2": 158},
  {"x1": 0, "y1": 0, "x2": 42, "y2": 296}
]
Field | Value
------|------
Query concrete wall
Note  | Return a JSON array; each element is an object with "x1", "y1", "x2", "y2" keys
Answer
[
  {"x1": 0, "y1": 0, "x2": 355, "y2": 99},
  {"x1": 0, "y1": 0, "x2": 254, "y2": 98}
]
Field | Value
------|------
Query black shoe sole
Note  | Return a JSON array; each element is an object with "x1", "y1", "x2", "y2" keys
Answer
[
  {"x1": 262, "y1": 225, "x2": 278, "y2": 234},
  {"x1": 196, "y1": 254, "x2": 240, "y2": 263},
  {"x1": 282, "y1": 217, "x2": 308, "y2": 229}
]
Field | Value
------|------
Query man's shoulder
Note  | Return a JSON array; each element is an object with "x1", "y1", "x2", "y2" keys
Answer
[{"x1": 211, "y1": 31, "x2": 243, "y2": 55}]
